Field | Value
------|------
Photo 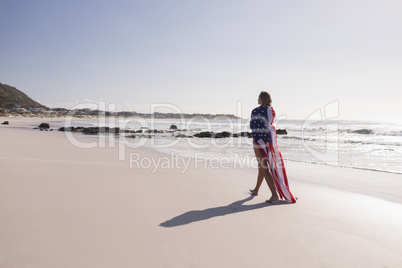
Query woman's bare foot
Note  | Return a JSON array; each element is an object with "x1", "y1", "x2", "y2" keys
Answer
[
  {"x1": 249, "y1": 189, "x2": 258, "y2": 196},
  {"x1": 265, "y1": 196, "x2": 279, "y2": 203}
]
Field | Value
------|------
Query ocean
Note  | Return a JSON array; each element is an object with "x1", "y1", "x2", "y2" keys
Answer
[{"x1": 57, "y1": 117, "x2": 402, "y2": 174}]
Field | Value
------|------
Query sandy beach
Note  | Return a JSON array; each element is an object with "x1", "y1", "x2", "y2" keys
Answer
[{"x1": 1, "y1": 118, "x2": 402, "y2": 268}]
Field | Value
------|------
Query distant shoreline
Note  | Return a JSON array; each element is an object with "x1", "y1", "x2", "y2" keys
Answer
[{"x1": 0, "y1": 113, "x2": 242, "y2": 120}]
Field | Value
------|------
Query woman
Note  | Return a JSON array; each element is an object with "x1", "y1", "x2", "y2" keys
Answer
[{"x1": 249, "y1": 91, "x2": 296, "y2": 203}]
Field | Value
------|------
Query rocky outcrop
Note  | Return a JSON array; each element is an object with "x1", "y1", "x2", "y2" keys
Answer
[
  {"x1": 276, "y1": 129, "x2": 288, "y2": 135},
  {"x1": 213, "y1": 131, "x2": 231, "y2": 138},
  {"x1": 58, "y1": 127, "x2": 77, "y2": 132},
  {"x1": 239, "y1": 132, "x2": 253, "y2": 138},
  {"x1": 193, "y1": 131, "x2": 213, "y2": 138},
  {"x1": 57, "y1": 126, "x2": 121, "y2": 135},
  {"x1": 220, "y1": 131, "x2": 231, "y2": 138},
  {"x1": 109, "y1": 127, "x2": 120, "y2": 134},
  {"x1": 175, "y1": 134, "x2": 193, "y2": 138},
  {"x1": 170, "y1": 125, "x2": 178, "y2": 130},
  {"x1": 49, "y1": 125, "x2": 287, "y2": 139},
  {"x1": 0, "y1": 82, "x2": 48, "y2": 109},
  {"x1": 82, "y1": 127, "x2": 99, "y2": 135},
  {"x1": 38, "y1": 123, "x2": 50, "y2": 129},
  {"x1": 1, "y1": 121, "x2": 9, "y2": 125},
  {"x1": 74, "y1": 127, "x2": 85, "y2": 132},
  {"x1": 193, "y1": 131, "x2": 252, "y2": 138}
]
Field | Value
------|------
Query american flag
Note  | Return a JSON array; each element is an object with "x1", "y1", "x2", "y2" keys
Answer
[{"x1": 250, "y1": 106, "x2": 297, "y2": 203}]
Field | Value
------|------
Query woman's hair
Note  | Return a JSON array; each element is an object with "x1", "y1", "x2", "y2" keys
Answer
[{"x1": 259, "y1": 91, "x2": 272, "y2": 106}]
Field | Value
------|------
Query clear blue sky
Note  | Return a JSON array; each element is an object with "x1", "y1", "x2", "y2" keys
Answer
[{"x1": 1, "y1": 0, "x2": 401, "y2": 120}]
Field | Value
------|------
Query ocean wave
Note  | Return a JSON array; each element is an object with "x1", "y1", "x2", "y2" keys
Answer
[
  {"x1": 286, "y1": 127, "x2": 402, "y2": 137},
  {"x1": 280, "y1": 136, "x2": 320, "y2": 142},
  {"x1": 344, "y1": 128, "x2": 402, "y2": 137},
  {"x1": 284, "y1": 158, "x2": 402, "y2": 175},
  {"x1": 349, "y1": 129, "x2": 374, "y2": 135},
  {"x1": 281, "y1": 136, "x2": 302, "y2": 140},
  {"x1": 280, "y1": 134, "x2": 402, "y2": 147},
  {"x1": 340, "y1": 139, "x2": 401, "y2": 147}
]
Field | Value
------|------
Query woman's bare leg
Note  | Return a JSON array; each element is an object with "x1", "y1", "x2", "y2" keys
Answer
[
  {"x1": 261, "y1": 159, "x2": 279, "y2": 203},
  {"x1": 250, "y1": 167, "x2": 264, "y2": 195},
  {"x1": 250, "y1": 144, "x2": 264, "y2": 195},
  {"x1": 252, "y1": 143, "x2": 279, "y2": 201}
]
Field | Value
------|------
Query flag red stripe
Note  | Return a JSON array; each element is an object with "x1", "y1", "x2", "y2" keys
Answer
[{"x1": 258, "y1": 136, "x2": 296, "y2": 203}]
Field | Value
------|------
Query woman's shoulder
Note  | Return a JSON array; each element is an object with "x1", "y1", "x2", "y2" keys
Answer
[
  {"x1": 252, "y1": 105, "x2": 271, "y2": 113},
  {"x1": 251, "y1": 106, "x2": 261, "y2": 115}
]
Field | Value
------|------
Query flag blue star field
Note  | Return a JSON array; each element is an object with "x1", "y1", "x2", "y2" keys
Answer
[{"x1": 250, "y1": 106, "x2": 296, "y2": 203}]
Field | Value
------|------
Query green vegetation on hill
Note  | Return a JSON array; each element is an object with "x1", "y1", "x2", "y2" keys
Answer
[{"x1": 0, "y1": 83, "x2": 47, "y2": 109}]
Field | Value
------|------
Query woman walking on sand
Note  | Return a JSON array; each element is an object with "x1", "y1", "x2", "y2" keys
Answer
[{"x1": 249, "y1": 91, "x2": 296, "y2": 203}]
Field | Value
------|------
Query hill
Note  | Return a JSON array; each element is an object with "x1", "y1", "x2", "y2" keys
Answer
[{"x1": 0, "y1": 83, "x2": 47, "y2": 109}]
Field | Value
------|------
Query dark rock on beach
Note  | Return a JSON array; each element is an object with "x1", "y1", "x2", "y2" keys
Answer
[
  {"x1": 109, "y1": 127, "x2": 120, "y2": 134},
  {"x1": 74, "y1": 127, "x2": 85, "y2": 132},
  {"x1": 38, "y1": 123, "x2": 50, "y2": 129},
  {"x1": 194, "y1": 131, "x2": 246, "y2": 138},
  {"x1": 175, "y1": 134, "x2": 193, "y2": 138},
  {"x1": 221, "y1": 131, "x2": 231, "y2": 138},
  {"x1": 169, "y1": 128, "x2": 187, "y2": 132},
  {"x1": 58, "y1": 126, "x2": 77, "y2": 132},
  {"x1": 1, "y1": 121, "x2": 9, "y2": 125},
  {"x1": 212, "y1": 131, "x2": 232, "y2": 138},
  {"x1": 83, "y1": 127, "x2": 99, "y2": 135},
  {"x1": 193, "y1": 131, "x2": 213, "y2": 138},
  {"x1": 98, "y1": 127, "x2": 108, "y2": 133},
  {"x1": 239, "y1": 132, "x2": 253, "y2": 138},
  {"x1": 47, "y1": 124, "x2": 288, "y2": 141},
  {"x1": 213, "y1": 133, "x2": 224, "y2": 138},
  {"x1": 276, "y1": 129, "x2": 288, "y2": 135}
]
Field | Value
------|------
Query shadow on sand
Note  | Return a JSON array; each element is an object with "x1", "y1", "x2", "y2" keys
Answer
[{"x1": 159, "y1": 195, "x2": 292, "y2": 227}]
